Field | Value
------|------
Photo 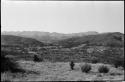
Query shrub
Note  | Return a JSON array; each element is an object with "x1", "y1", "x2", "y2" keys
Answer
[
  {"x1": 69, "y1": 61, "x2": 75, "y2": 70},
  {"x1": 1, "y1": 51, "x2": 24, "y2": 73},
  {"x1": 91, "y1": 58, "x2": 98, "y2": 64},
  {"x1": 33, "y1": 54, "x2": 42, "y2": 62},
  {"x1": 98, "y1": 65, "x2": 109, "y2": 73},
  {"x1": 81, "y1": 63, "x2": 91, "y2": 73},
  {"x1": 113, "y1": 59, "x2": 124, "y2": 68}
]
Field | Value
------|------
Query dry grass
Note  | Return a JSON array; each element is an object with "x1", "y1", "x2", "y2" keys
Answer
[{"x1": 1, "y1": 60, "x2": 124, "y2": 81}]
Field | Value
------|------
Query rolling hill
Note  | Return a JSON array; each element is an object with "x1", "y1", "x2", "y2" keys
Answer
[
  {"x1": 57, "y1": 32, "x2": 124, "y2": 48},
  {"x1": 1, "y1": 35, "x2": 45, "y2": 47},
  {"x1": 1, "y1": 31, "x2": 98, "y2": 43}
]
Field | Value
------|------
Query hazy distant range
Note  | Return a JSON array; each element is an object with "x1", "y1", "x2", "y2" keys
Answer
[{"x1": 1, "y1": 31, "x2": 99, "y2": 43}]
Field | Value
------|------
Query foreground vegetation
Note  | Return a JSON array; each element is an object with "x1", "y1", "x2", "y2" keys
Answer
[
  {"x1": 1, "y1": 45, "x2": 124, "y2": 81},
  {"x1": 1, "y1": 60, "x2": 124, "y2": 81}
]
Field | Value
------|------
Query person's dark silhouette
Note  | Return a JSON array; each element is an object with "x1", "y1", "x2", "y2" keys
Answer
[{"x1": 70, "y1": 61, "x2": 75, "y2": 70}]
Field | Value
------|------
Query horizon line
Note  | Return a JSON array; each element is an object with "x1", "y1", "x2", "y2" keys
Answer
[{"x1": 1, "y1": 30, "x2": 124, "y2": 34}]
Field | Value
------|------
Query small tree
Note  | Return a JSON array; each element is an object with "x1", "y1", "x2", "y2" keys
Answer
[{"x1": 70, "y1": 61, "x2": 75, "y2": 70}]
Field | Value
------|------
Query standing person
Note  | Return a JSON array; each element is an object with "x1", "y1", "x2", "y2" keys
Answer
[{"x1": 70, "y1": 61, "x2": 75, "y2": 70}]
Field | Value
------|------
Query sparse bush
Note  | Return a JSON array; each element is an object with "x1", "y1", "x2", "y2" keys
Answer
[
  {"x1": 81, "y1": 63, "x2": 91, "y2": 73},
  {"x1": 98, "y1": 65, "x2": 109, "y2": 73},
  {"x1": 69, "y1": 61, "x2": 75, "y2": 70},
  {"x1": 33, "y1": 54, "x2": 42, "y2": 62}
]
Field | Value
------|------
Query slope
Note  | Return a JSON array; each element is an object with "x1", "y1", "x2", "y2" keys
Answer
[
  {"x1": 1, "y1": 35, "x2": 45, "y2": 47},
  {"x1": 57, "y1": 32, "x2": 124, "y2": 48}
]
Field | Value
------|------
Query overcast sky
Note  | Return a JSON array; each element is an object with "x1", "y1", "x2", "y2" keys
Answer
[{"x1": 1, "y1": 0, "x2": 124, "y2": 33}]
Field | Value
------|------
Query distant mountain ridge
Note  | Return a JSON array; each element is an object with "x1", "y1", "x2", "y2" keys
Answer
[
  {"x1": 1, "y1": 31, "x2": 99, "y2": 43},
  {"x1": 1, "y1": 31, "x2": 124, "y2": 48}
]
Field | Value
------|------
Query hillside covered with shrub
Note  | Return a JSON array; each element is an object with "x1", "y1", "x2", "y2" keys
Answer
[{"x1": 57, "y1": 32, "x2": 124, "y2": 48}]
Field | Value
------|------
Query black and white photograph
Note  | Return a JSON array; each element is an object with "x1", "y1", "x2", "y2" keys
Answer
[{"x1": 1, "y1": 0, "x2": 124, "y2": 81}]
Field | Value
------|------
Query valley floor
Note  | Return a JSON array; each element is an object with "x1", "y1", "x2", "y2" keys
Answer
[{"x1": 1, "y1": 60, "x2": 124, "y2": 81}]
